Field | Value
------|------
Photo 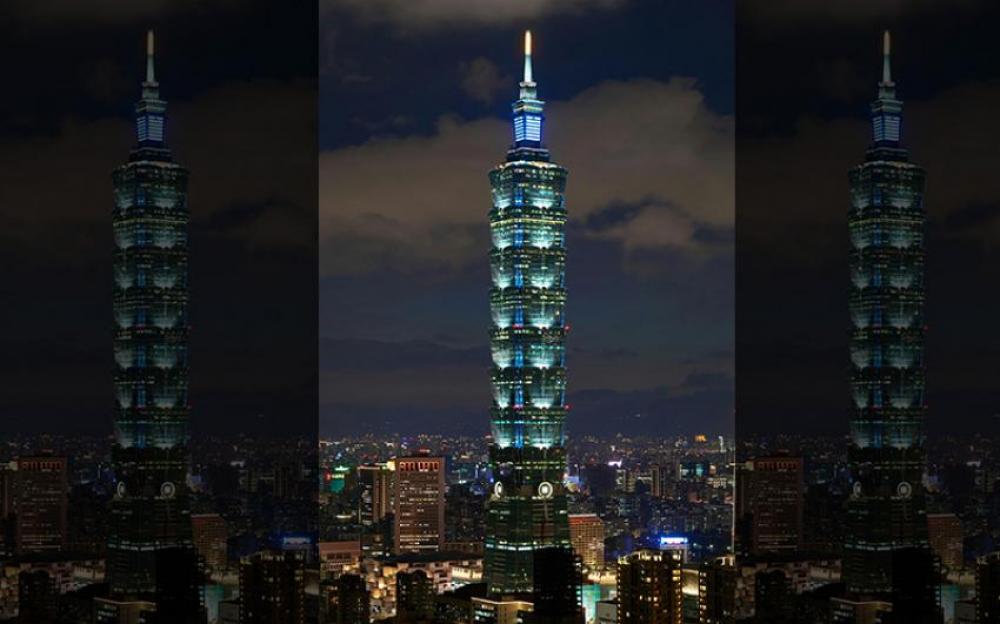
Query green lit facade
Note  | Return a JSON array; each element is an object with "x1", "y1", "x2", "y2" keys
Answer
[
  {"x1": 844, "y1": 33, "x2": 932, "y2": 599},
  {"x1": 484, "y1": 32, "x2": 571, "y2": 595},
  {"x1": 107, "y1": 32, "x2": 196, "y2": 599}
]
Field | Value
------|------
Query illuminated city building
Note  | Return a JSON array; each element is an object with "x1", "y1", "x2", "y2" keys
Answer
[
  {"x1": 394, "y1": 454, "x2": 445, "y2": 554},
  {"x1": 106, "y1": 30, "x2": 200, "y2": 612},
  {"x1": 926, "y1": 512, "x2": 963, "y2": 571},
  {"x1": 735, "y1": 455, "x2": 803, "y2": 555},
  {"x1": 485, "y1": 29, "x2": 571, "y2": 595},
  {"x1": 191, "y1": 513, "x2": 228, "y2": 572},
  {"x1": 698, "y1": 555, "x2": 735, "y2": 624},
  {"x1": 239, "y1": 549, "x2": 306, "y2": 624},
  {"x1": 359, "y1": 462, "x2": 394, "y2": 557},
  {"x1": 616, "y1": 549, "x2": 684, "y2": 624},
  {"x1": 396, "y1": 570, "x2": 435, "y2": 623},
  {"x1": 843, "y1": 32, "x2": 936, "y2": 612},
  {"x1": 13, "y1": 455, "x2": 67, "y2": 555},
  {"x1": 568, "y1": 514, "x2": 605, "y2": 570}
]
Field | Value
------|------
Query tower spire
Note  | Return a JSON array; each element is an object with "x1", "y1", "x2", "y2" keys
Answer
[
  {"x1": 145, "y1": 30, "x2": 156, "y2": 85},
  {"x1": 881, "y1": 30, "x2": 892, "y2": 85},
  {"x1": 523, "y1": 30, "x2": 534, "y2": 85}
]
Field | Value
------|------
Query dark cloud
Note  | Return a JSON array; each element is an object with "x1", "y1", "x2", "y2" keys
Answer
[
  {"x1": 321, "y1": 338, "x2": 486, "y2": 372},
  {"x1": 320, "y1": 78, "x2": 733, "y2": 276},
  {"x1": 459, "y1": 57, "x2": 511, "y2": 105},
  {"x1": 326, "y1": 0, "x2": 624, "y2": 30}
]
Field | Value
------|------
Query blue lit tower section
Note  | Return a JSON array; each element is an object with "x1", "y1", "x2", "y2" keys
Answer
[
  {"x1": 108, "y1": 31, "x2": 196, "y2": 599},
  {"x1": 485, "y1": 31, "x2": 571, "y2": 595},
  {"x1": 844, "y1": 32, "x2": 932, "y2": 599}
]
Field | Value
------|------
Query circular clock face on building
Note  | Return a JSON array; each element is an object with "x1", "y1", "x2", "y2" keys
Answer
[
  {"x1": 493, "y1": 481, "x2": 504, "y2": 498},
  {"x1": 160, "y1": 481, "x2": 176, "y2": 498},
  {"x1": 537, "y1": 481, "x2": 554, "y2": 499},
  {"x1": 896, "y1": 481, "x2": 912, "y2": 499},
  {"x1": 116, "y1": 481, "x2": 127, "y2": 498},
  {"x1": 852, "y1": 481, "x2": 863, "y2": 497}
]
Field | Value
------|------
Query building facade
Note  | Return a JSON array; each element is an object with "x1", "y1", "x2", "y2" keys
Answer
[
  {"x1": 106, "y1": 30, "x2": 198, "y2": 608},
  {"x1": 617, "y1": 549, "x2": 683, "y2": 624},
  {"x1": 394, "y1": 454, "x2": 445, "y2": 554},
  {"x1": 736, "y1": 456, "x2": 803, "y2": 555},
  {"x1": 568, "y1": 514, "x2": 605, "y2": 570},
  {"x1": 485, "y1": 30, "x2": 571, "y2": 596},
  {"x1": 239, "y1": 550, "x2": 307, "y2": 624},
  {"x1": 843, "y1": 32, "x2": 934, "y2": 608},
  {"x1": 14, "y1": 456, "x2": 67, "y2": 555},
  {"x1": 360, "y1": 463, "x2": 394, "y2": 557}
]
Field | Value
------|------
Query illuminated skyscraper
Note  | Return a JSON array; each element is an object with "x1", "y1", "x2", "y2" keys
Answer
[
  {"x1": 617, "y1": 549, "x2": 683, "y2": 624},
  {"x1": 394, "y1": 454, "x2": 445, "y2": 554},
  {"x1": 106, "y1": 30, "x2": 198, "y2": 610},
  {"x1": 485, "y1": 30, "x2": 571, "y2": 595},
  {"x1": 14, "y1": 455, "x2": 67, "y2": 555},
  {"x1": 844, "y1": 32, "x2": 937, "y2": 614}
]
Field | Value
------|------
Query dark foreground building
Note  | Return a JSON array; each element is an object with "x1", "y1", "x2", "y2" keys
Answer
[{"x1": 484, "y1": 31, "x2": 571, "y2": 595}]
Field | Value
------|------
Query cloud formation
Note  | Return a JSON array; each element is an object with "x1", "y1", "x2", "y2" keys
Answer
[
  {"x1": 743, "y1": 0, "x2": 983, "y2": 22},
  {"x1": 328, "y1": 0, "x2": 623, "y2": 29},
  {"x1": 460, "y1": 58, "x2": 512, "y2": 105},
  {"x1": 320, "y1": 78, "x2": 733, "y2": 276}
]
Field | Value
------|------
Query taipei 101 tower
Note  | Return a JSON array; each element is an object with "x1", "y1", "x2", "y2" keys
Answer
[
  {"x1": 484, "y1": 31, "x2": 572, "y2": 595},
  {"x1": 101, "y1": 31, "x2": 202, "y2": 620},
  {"x1": 842, "y1": 32, "x2": 939, "y2": 619}
]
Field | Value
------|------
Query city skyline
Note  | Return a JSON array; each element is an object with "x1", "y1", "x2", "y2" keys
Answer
[{"x1": 8, "y1": 2, "x2": 1000, "y2": 624}]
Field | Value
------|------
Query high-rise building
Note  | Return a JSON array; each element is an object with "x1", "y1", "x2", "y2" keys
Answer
[
  {"x1": 106, "y1": 30, "x2": 198, "y2": 608},
  {"x1": 191, "y1": 513, "x2": 229, "y2": 572},
  {"x1": 17, "y1": 569, "x2": 56, "y2": 623},
  {"x1": 0, "y1": 464, "x2": 15, "y2": 557},
  {"x1": 335, "y1": 573, "x2": 370, "y2": 624},
  {"x1": 359, "y1": 463, "x2": 393, "y2": 527},
  {"x1": 239, "y1": 549, "x2": 306, "y2": 624},
  {"x1": 617, "y1": 549, "x2": 683, "y2": 624},
  {"x1": 359, "y1": 463, "x2": 393, "y2": 557},
  {"x1": 568, "y1": 514, "x2": 605, "y2": 570},
  {"x1": 843, "y1": 32, "x2": 935, "y2": 609},
  {"x1": 14, "y1": 455, "x2": 67, "y2": 555},
  {"x1": 484, "y1": 29, "x2": 571, "y2": 596},
  {"x1": 753, "y1": 570, "x2": 793, "y2": 624},
  {"x1": 532, "y1": 546, "x2": 584, "y2": 624},
  {"x1": 926, "y1": 512, "x2": 963, "y2": 571},
  {"x1": 698, "y1": 555, "x2": 735, "y2": 624},
  {"x1": 394, "y1": 454, "x2": 445, "y2": 554},
  {"x1": 977, "y1": 552, "x2": 1000, "y2": 623},
  {"x1": 735, "y1": 456, "x2": 802, "y2": 556},
  {"x1": 396, "y1": 569, "x2": 435, "y2": 623}
]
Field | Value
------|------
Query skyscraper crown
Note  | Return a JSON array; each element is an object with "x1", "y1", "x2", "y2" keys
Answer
[
  {"x1": 512, "y1": 30, "x2": 545, "y2": 149},
  {"x1": 135, "y1": 30, "x2": 167, "y2": 147},
  {"x1": 871, "y1": 30, "x2": 902, "y2": 146}
]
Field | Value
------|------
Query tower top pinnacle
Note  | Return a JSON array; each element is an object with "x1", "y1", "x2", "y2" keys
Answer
[
  {"x1": 523, "y1": 30, "x2": 534, "y2": 85},
  {"x1": 145, "y1": 29, "x2": 156, "y2": 85},
  {"x1": 881, "y1": 30, "x2": 892, "y2": 86}
]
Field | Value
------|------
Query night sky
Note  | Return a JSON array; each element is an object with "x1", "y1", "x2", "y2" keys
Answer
[
  {"x1": 320, "y1": 1, "x2": 734, "y2": 437},
  {"x1": 0, "y1": 1, "x2": 317, "y2": 436},
  {"x1": 737, "y1": 0, "x2": 1000, "y2": 436}
]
